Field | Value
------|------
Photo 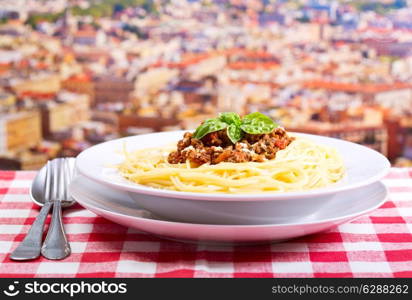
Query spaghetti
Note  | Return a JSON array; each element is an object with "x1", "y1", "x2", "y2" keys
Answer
[{"x1": 117, "y1": 137, "x2": 345, "y2": 194}]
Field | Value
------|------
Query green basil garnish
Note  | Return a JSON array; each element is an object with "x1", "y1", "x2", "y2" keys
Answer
[
  {"x1": 240, "y1": 112, "x2": 277, "y2": 134},
  {"x1": 193, "y1": 112, "x2": 278, "y2": 143},
  {"x1": 227, "y1": 123, "x2": 244, "y2": 144},
  {"x1": 219, "y1": 112, "x2": 241, "y2": 126},
  {"x1": 193, "y1": 118, "x2": 228, "y2": 139}
]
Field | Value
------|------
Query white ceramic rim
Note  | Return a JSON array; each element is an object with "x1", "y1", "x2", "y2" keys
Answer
[
  {"x1": 70, "y1": 178, "x2": 388, "y2": 228},
  {"x1": 75, "y1": 130, "x2": 391, "y2": 202}
]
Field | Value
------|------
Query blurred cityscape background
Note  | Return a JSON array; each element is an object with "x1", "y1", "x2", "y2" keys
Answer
[{"x1": 0, "y1": 0, "x2": 412, "y2": 170}]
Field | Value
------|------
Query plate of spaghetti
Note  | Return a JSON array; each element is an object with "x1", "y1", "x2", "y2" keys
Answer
[
  {"x1": 76, "y1": 112, "x2": 389, "y2": 199},
  {"x1": 75, "y1": 112, "x2": 390, "y2": 224}
]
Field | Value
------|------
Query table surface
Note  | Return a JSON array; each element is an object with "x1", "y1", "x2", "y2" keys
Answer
[{"x1": 0, "y1": 169, "x2": 411, "y2": 278}]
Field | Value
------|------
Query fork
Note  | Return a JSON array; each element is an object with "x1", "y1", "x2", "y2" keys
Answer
[{"x1": 40, "y1": 158, "x2": 75, "y2": 260}]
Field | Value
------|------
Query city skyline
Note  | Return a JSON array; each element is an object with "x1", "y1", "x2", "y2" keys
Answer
[{"x1": 1, "y1": 0, "x2": 412, "y2": 169}]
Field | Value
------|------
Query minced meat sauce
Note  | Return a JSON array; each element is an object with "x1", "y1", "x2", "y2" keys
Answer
[{"x1": 167, "y1": 127, "x2": 294, "y2": 166}]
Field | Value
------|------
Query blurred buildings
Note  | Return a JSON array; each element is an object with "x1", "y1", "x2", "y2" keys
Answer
[{"x1": 1, "y1": 0, "x2": 412, "y2": 169}]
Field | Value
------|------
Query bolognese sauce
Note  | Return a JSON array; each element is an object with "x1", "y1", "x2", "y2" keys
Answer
[{"x1": 168, "y1": 127, "x2": 294, "y2": 166}]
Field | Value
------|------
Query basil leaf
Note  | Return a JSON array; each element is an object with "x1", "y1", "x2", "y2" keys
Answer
[
  {"x1": 193, "y1": 118, "x2": 228, "y2": 139},
  {"x1": 219, "y1": 112, "x2": 241, "y2": 126},
  {"x1": 227, "y1": 124, "x2": 243, "y2": 144},
  {"x1": 240, "y1": 112, "x2": 278, "y2": 134}
]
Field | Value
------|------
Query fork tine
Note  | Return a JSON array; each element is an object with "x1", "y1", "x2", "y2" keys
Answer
[
  {"x1": 50, "y1": 159, "x2": 56, "y2": 200},
  {"x1": 63, "y1": 158, "x2": 70, "y2": 200},
  {"x1": 69, "y1": 159, "x2": 76, "y2": 198},
  {"x1": 53, "y1": 159, "x2": 61, "y2": 200},
  {"x1": 62, "y1": 158, "x2": 66, "y2": 201},
  {"x1": 67, "y1": 158, "x2": 76, "y2": 201},
  {"x1": 57, "y1": 159, "x2": 62, "y2": 201},
  {"x1": 58, "y1": 158, "x2": 66, "y2": 201},
  {"x1": 44, "y1": 160, "x2": 52, "y2": 202}
]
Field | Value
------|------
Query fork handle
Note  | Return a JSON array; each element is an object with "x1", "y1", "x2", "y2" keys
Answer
[
  {"x1": 41, "y1": 201, "x2": 71, "y2": 260},
  {"x1": 10, "y1": 202, "x2": 53, "y2": 261}
]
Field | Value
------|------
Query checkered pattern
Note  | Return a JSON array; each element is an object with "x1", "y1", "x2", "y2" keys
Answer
[{"x1": 0, "y1": 169, "x2": 411, "y2": 278}]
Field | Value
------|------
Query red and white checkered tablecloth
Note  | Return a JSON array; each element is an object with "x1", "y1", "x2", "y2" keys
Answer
[{"x1": 0, "y1": 169, "x2": 411, "y2": 278}]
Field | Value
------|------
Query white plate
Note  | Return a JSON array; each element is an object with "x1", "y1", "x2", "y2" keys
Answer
[
  {"x1": 76, "y1": 131, "x2": 390, "y2": 201},
  {"x1": 69, "y1": 176, "x2": 388, "y2": 244}
]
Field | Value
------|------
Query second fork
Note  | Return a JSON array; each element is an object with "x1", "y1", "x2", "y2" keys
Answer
[{"x1": 41, "y1": 158, "x2": 75, "y2": 260}]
